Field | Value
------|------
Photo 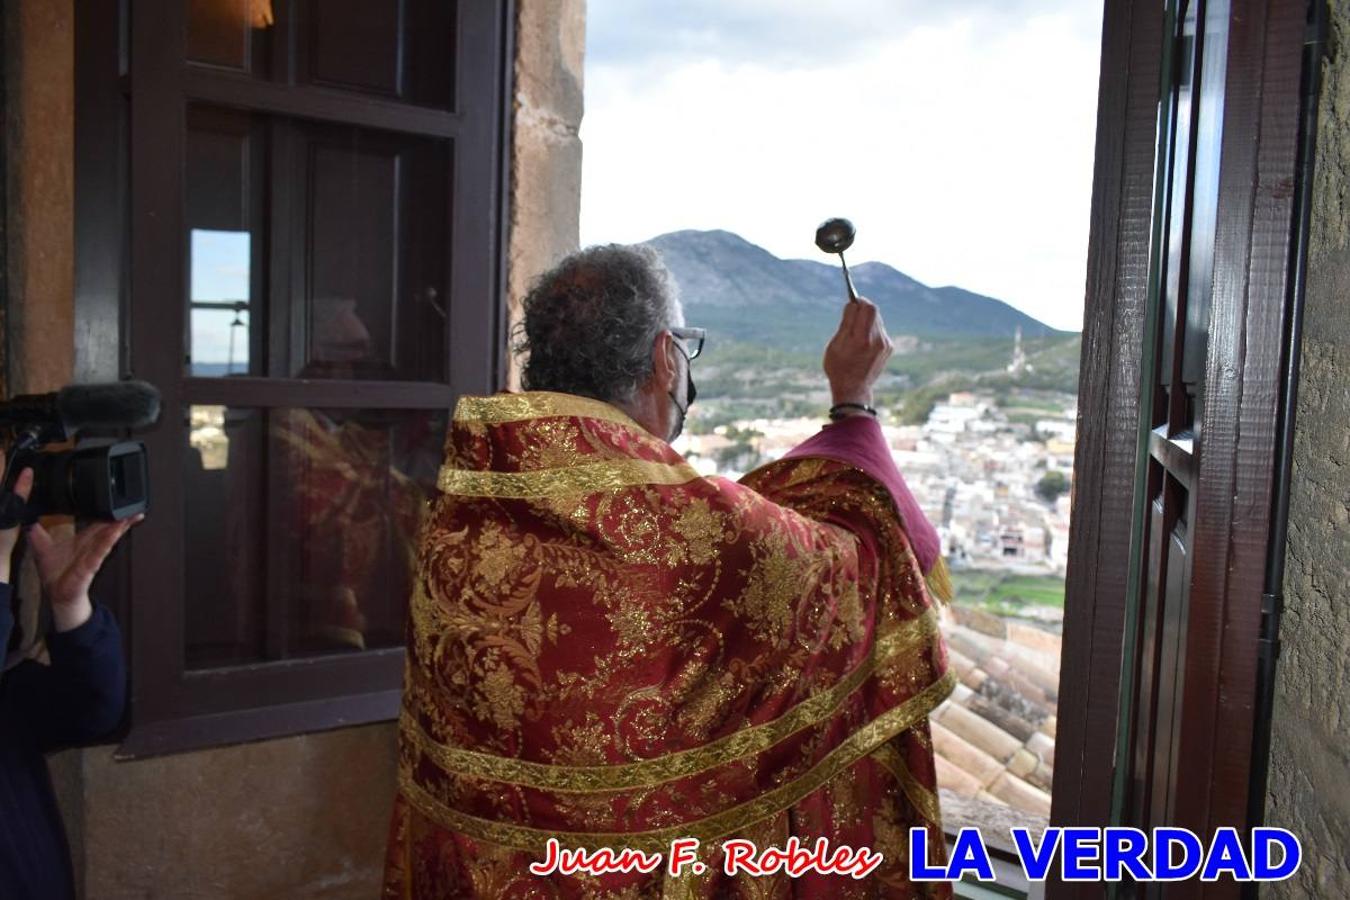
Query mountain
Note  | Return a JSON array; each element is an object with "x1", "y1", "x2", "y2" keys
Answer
[
  {"x1": 645, "y1": 229, "x2": 1067, "y2": 352},
  {"x1": 639, "y1": 229, "x2": 1081, "y2": 417}
]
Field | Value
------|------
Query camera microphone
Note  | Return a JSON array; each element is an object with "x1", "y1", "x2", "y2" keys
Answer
[
  {"x1": 0, "y1": 380, "x2": 159, "y2": 525},
  {"x1": 0, "y1": 380, "x2": 162, "y2": 437}
]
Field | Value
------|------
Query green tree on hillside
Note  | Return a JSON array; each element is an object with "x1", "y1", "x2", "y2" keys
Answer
[{"x1": 1035, "y1": 470, "x2": 1069, "y2": 504}]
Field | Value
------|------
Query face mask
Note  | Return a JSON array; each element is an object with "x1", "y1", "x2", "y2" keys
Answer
[{"x1": 667, "y1": 348, "x2": 698, "y2": 443}]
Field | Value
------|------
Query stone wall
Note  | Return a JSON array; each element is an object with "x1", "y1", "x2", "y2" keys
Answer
[
  {"x1": 506, "y1": 0, "x2": 587, "y2": 386},
  {"x1": 1265, "y1": 4, "x2": 1350, "y2": 896},
  {"x1": 4, "y1": 0, "x2": 587, "y2": 895},
  {"x1": 72, "y1": 725, "x2": 398, "y2": 898},
  {"x1": 3, "y1": 0, "x2": 74, "y2": 395}
]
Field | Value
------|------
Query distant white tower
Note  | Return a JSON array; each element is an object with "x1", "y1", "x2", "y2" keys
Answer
[{"x1": 1008, "y1": 326, "x2": 1027, "y2": 375}]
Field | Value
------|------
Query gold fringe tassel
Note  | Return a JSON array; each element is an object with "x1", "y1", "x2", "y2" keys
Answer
[{"x1": 925, "y1": 556, "x2": 953, "y2": 606}]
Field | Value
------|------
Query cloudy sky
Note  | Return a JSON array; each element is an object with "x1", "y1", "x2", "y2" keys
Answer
[{"x1": 579, "y1": 1, "x2": 1103, "y2": 331}]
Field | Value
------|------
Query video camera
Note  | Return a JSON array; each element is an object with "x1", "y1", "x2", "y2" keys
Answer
[{"x1": 0, "y1": 381, "x2": 161, "y2": 527}]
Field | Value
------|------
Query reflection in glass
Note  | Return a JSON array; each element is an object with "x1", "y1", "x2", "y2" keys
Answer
[
  {"x1": 301, "y1": 297, "x2": 387, "y2": 380},
  {"x1": 184, "y1": 109, "x2": 450, "y2": 382},
  {"x1": 184, "y1": 405, "x2": 445, "y2": 669},
  {"x1": 189, "y1": 405, "x2": 231, "y2": 470},
  {"x1": 1181, "y1": 0, "x2": 1230, "y2": 410},
  {"x1": 189, "y1": 229, "x2": 253, "y2": 376},
  {"x1": 298, "y1": 123, "x2": 450, "y2": 381},
  {"x1": 303, "y1": 0, "x2": 456, "y2": 109},
  {"x1": 186, "y1": 0, "x2": 274, "y2": 72}
]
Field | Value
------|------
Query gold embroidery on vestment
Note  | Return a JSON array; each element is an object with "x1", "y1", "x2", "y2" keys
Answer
[
  {"x1": 871, "y1": 741, "x2": 943, "y2": 828},
  {"x1": 454, "y1": 391, "x2": 643, "y2": 430},
  {"x1": 399, "y1": 670, "x2": 956, "y2": 854},
  {"x1": 401, "y1": 606, "x2": 941, "y2": 792},
  {"x1": 438, "y1": 459, "x2": 701, "y2": 498}
]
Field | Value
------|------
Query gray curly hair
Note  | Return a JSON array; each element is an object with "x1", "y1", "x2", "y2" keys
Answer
[{"x1": 514, "y1": 244, "x2": 684, "y2": 404}]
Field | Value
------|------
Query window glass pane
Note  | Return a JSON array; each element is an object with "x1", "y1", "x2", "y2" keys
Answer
[
  {"x1": 301, "y1": 0, "x2": 457, "y2": 110},
  {"x1": 1159, "y1": 0, "x2": 1197, "y2": 394},
  {"x1": 295, "y1": 122, "x2": 450, "y2": 381},
  {"x1": 185, "y1": 404, "x2": 266, "y2": 667},
  {"x1": 186, "y1": 0, "x2": 274, "y2": 74},
  {"x1": 182, "y1": 105, "x2": 451, "y2": 382},
  {"x1": 1180, "y1": 0, "x2": 1231, "y2": 416},
  {"x1": 184, "y1": 404, "x2": 446, "y2": 669},
  {"x1": 186, "y1": 106, "x2": 265, "y2": 377},
  {"x1": 190, "y1": 230, "x2": 253, "y2": 376}
]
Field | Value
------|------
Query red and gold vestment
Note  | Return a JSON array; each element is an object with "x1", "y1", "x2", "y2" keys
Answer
[{"x1": 384, "y1": 392, "x2": 953, "y2": 898}]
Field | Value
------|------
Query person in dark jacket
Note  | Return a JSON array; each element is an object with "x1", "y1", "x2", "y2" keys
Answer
[{"x1": 0, "y1": 461, "x2": 142, "y2": 900}]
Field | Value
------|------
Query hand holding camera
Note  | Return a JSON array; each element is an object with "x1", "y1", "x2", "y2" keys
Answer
[
  {"x1": 0, "y1": 380, "x2": 159, "y2": 632},
  {"x1": 0, "y1": 451, "x2": 143, "y2": 632}
]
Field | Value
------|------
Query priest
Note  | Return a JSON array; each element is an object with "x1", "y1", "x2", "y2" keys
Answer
[{"x1": 384, "y1": 244, "x2": 954, "y2": 898}]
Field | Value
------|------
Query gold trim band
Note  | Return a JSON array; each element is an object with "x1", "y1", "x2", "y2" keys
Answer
[
  {"x1": 454, "y1": 391, "x2": 641, "y2": 431},
  {"x1": 870, "y1": 742, "x2": 943, "y2": 828},
  {"x1": 400, "y1": 670, "x2": 956, "y2": 854},
  {"x1": 437, "y1": 458, "x2": 702, "y2": 498},
  {"x1": 404, "y1": 607, "x2": 941, "y2": 792}
]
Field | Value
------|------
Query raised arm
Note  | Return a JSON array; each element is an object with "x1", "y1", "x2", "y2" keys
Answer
[
  {"x1": 741, "y1": 296, "x2": 947, "y2": 597},
  {"x1": 823, "y1": 295, "x2": 894, "y2": 416}
]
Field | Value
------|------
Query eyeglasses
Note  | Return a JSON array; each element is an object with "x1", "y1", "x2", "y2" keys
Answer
[{"x1": 669, "y1": 326, "x2": 706, "y2": 361}]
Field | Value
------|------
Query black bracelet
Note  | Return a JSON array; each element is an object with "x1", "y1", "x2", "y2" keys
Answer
[{"x1": 829, "y1": 402, "x2": 878, "y2": 420}]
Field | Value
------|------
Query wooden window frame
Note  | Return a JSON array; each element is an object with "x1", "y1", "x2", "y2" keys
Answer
[
  {"x1": 74, "y1": 0, "x2": 516, "y2": 756},
  {"x1": 1052, "y1": 1, "x2": 1309, "y2": 898},
  {"x1": 0, "y1": 6, "x2": 7, "y2": 398}
]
